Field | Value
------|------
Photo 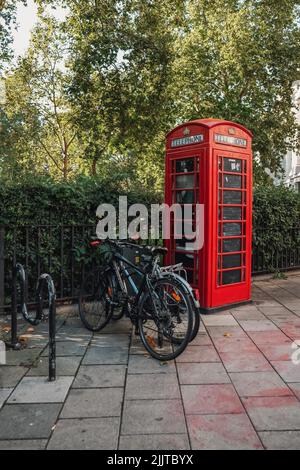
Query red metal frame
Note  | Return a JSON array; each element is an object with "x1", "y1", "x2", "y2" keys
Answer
[{"x1": 165, "y1": 119, "x2": 253, "y2": 311}]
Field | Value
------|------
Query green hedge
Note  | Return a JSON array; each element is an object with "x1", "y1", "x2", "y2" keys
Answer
[
  {"x1": 1, "y1": 179, "x2": 300, "y2": 305},
  {"x1": 0, "y1": 175, "x2": 162, "y2": 226},
  {"x1": 253, "y1": 185, "x2": 300, "y2": 273}
]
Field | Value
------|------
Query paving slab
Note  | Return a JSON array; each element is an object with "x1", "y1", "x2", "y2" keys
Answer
[
  {"x1": 121, "y1": 399, "x2": 186, "y2": 435},
  {"x1": 187, "y1": 414, "x2": 262, "y2": 450},
  {"x1": 242, "y1": 396, "x2": 300, "y2": 431},
  {"x1": 119, "y1": 434, "x2": 190, "y2": 450},
  {"x1": 8, "y1": 376, "x2": 73, "y2": 403},
  {"x1": 27, "y1": 356, "x2": 82, "y2": 377},
  {"x1": 55, "y1": 328, "x2": 93, "y2": 341},
  {"x1": 253, "y1": 299, "x2": 281, "y2": 307},
  {"x1": 93, "y1": 318, "x2": 132, "y2": 335},
  {"x1": 258, "y1": 343, "x2": 295, "y2": 361},
  {"x1": 288, "y1": 383, "x2": 300, "y2": 400},
  {"x1": 0, "y1": 439, "x2": 47, "y2": 450},
  {"x1": 206, "y1": 326, "x2": 247, "y2": 340},
  {"x1": 176, "y1": 345, "x2": 220, "y2": 363},
  {"x1": 230, "y1": 304, "x2": 262, "y2": 312},
  {"x1": 248, "y1": 330, "x2": 291, "y2": 346},
  {"x1": 259, "y1": 431, "x2": 300, "y2": 450},
  {"x1": 213, "y1": 336, "x2": 259, "y2": 354},
  {"x1": 201, "y1": 315, "x2": 238, "y2": 327},
  {"x1": 5, "y1": 348, "x2": 43, "y2": 366},
  {"x1": 18, "y1": 332, "x2": 49, "y2": 348},
  {"x1": 0, "y1": 388, "x2": 12, "y2": 408},
  {"x1": 258, "y1": 306, "x2": 295, "y2": 316},
  {"x1": 42, "y1": 341, "x2": 88, "y2": 357},
  {"x1": 125, "y1": 373, "x2": 180, "y2": 400},
  {"x1": 278, "y1": 323, "x2": 300, "y2": 341},
  {"x1": 238, "y1": 320, "x2": 278, "y2": 332},
  {"x1": 177, "y1": 362, "x2": 230, "y2": 385},
  {"x1": 82, "y1": 346, "x2": 128, "y2": 365},
  {"x1": 220, "y1": 351, "x2": 272, "y2": 373},
  {"x1": 231, "y1": 310, "x2": 265, "y2": 321},
  {"x1": 271, "y1": 361, "x2": 300, "y2": 382},
  {"x1": 0, "y1": 403, "x2": 61, "y2": 439},
  {"x1": 181, "y1": 384, "x2": 244, "y2": 415},
  {"x1": 73, "y1": 365, "x2": 126, "y2": 388},
  {"x1": 0, "y1": 366, "x2": 28, "y2": 387},
  {"x1": 92, "y1": 333, "x2": 130, "y2": 345},
  {"x1": 128, "y1": 355, "x2": 175, "y2": 374},
  {"x1": 189, "y1": 333, "x2": 213, "y2": 346},
  {"x1": 230, "y1": 371, "x2": 292, "y2": 397},
  {"x1": 48, "y1": 417, "x2": 120, "y2": 450},
  {"x1": 130, "y1": 336, "x2": 148, "y2": 355},
  {"x1": 61, "y1": 388, "x2": 123, "y2": 418}
]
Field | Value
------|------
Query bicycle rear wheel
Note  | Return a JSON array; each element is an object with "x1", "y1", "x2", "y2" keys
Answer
[
  {"x1": 138, "y1": 279, "x2": 193, "y2": 361},
  {"x1": 159, "y1": 274, "x2": 200, "y2": 343},
  {"x1": 78, "y1": 269, "x2": 113, "y2": 331}
]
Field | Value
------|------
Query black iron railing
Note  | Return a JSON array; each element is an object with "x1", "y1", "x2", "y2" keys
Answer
[
  {"x1": 0, "y1": 224, "x2": 300, "y2": 313},
  {"x1": 0, "y1": 224, "x2": 95, "y2": 314},
  {"x1": 252, "y1": 227, "x2": 300, "y2": 275}
]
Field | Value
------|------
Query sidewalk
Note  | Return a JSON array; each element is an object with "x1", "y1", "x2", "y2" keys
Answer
[{"x1": 0, "y1": 274, "x2": 300, "y2": 450}]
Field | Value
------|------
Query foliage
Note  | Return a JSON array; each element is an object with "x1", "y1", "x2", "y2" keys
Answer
[
  {"x1": 172, "y1": 0, "x2": 300, "y2": 179},
  {"x1": 1, "y1": 14, "x2": 86, "y2": 181},
  {"x1": 1, "y1": 1, "x2": 300, "y2": 185},
  {"x1": 0, "y1": 174, "x2": 161, "y2": 226},
  {"x1": 0, "y1": 0, "x2": 26, "y2": 71},
  {"x1": 253, "y1": 184, "x2": 300, "y2": 272}
]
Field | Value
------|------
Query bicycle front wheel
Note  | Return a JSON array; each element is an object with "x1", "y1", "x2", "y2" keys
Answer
[
  {"x1": 78, "y1": 269, "x2": 113, "y2": 331},
  {"x1": 138, "y1": 279, "x2": 193, "y2": 361}
]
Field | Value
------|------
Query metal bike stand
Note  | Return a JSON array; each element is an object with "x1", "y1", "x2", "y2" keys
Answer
[
  {"x1": 36, "y1": 274, "x2": 57, "y2": 382},
  {"x1": 6, "y1": 263, "x2": 26, "y2": 351}
]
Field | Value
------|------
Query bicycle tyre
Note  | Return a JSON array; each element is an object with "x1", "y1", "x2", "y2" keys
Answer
[
  {"x1": 138, "y1": 278, "x2": 193, "y2": 361},
  {"x1": 78, "y1": 269, "x2": 113, "y2": 331},
  {"x1": 158, "y1": 274, "x2": 200, "y2": 343}
]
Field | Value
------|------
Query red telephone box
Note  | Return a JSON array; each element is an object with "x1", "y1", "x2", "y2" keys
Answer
[{"x1": 165, "y1": 119, "x2": 253, "y2": 313}]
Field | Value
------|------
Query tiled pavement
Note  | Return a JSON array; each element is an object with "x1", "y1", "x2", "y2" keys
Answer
[{"x1": 0, "y1": 274, "x2": 300, "y2": 450}]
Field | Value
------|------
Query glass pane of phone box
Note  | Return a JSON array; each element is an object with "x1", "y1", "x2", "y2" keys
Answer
[
  {"x1": 223, "y1": 207, "x2": 242, "y2": 220},
  {"x1": 175, "y1": 252, "x2": 194, "y2": 268},
  {"x1": 222, "y1": 270, "x2": 241, "y2": 285},
  {"x1": 223, "y1": 191, "x2": 242, "y2": 204},
  {"x1": 220, "y1": 238, "x2": 242, "y2": 253},
  {"x1": 222, "y1": 254, "x2": 241, "y2": 269},
  {"x1": 176, "y1": 159, "x2": 194, "y2": 173},
  {"x1": 176, "y1": 174, "x2": 194, "y2": 189},
  {"x1": 223, "y1": 158, "x2": 242, "y2": 173}
]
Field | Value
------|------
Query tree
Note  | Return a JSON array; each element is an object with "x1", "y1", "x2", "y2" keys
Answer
[
  {"x1": 0, "y1": 0, "x2": 27, "y2": 73},
  {"x1": 55, "y1": 0, "x2": 184, "y2": 188},
  {"x1": 172, "y1": 0, "x2": 300, "y2": 180},
  {"x1": 2, "y1": 14, "x2": 84, "y2": 181}
]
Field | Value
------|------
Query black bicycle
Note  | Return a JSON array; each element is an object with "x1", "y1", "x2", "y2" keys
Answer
[{"x1": 78, "y1": 239, "x2": 194, "y2": 361}]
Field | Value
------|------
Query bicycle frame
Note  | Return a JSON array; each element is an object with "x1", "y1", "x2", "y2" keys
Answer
[{"x1": 112, "y1": 251, "x2": 151, "y2": 309}]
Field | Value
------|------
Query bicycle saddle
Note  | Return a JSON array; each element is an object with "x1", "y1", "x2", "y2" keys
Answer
[{"x1": 151, "y1": 246, "x2": 168, "y2": 256}]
